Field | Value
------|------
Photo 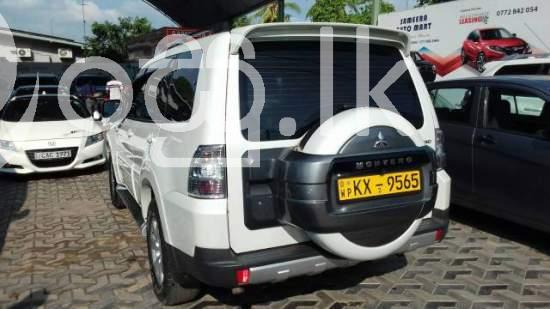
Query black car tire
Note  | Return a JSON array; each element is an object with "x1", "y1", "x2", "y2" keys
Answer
[
  {"x1": 108, "y1": 157, "x2": 125, "y2": 209},
  {"x1": 476, "y1": 52, "x2": 486, "y2": 73},
  {"x1": 147, "y1": 203, "x2": 202, "y2": 306}
]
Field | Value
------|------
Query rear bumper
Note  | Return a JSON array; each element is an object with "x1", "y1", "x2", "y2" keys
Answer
[{"x1": 169, "y1": 208, "x2": 449, "y2": 288}]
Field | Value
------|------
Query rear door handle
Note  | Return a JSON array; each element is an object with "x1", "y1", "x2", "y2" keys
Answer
[
  {"x1": 477, "y1": 134, "x2": 496, "y2": 145},
  {"x1": 127, "y1": 130, "x2": 134, "y2": 138}
]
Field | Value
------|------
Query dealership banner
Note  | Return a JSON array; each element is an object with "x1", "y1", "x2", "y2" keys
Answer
[{"x1": 378, "y1": 0, "x2": 550, "y2": 79}]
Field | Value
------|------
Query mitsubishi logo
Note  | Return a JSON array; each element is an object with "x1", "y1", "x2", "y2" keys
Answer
[{"x1": 373, "y1": 131, "x2": 389, "y2": 149}]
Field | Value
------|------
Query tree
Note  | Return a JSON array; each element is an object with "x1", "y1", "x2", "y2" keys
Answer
[
  {"x1": 232, "y1": 15, "x2": 252, "y2": 28},
  {"x1": 307, "y1": 0, "x2": 394, "y2": 25},
  {"x1": 84, "y1": 17, "x2": 152, "y2": 62},
  {"x1": 255, "y1": 0, "x2": 302, "y2": 23}
]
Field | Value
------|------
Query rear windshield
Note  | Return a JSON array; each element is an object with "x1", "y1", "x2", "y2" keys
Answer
[
  {"x1": 1, "y1": 96, "x2": 90, "y2": 122},
  {"x1": 239, "y1": 41, "x2": 424, "y2": 141}
]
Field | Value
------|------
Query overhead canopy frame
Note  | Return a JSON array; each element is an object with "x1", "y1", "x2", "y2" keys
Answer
[{"x1": 144, "y1": 0, "x2": 276, "y2": 28}]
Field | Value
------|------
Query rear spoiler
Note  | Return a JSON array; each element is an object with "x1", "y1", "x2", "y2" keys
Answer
[{"x1": 230, "y1": 22, "x2": 410, "y2": 55}]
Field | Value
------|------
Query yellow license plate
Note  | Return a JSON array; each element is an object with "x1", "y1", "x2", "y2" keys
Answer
[{"x1": 337, "y1": 170, "x2": 422, "y2": 202}]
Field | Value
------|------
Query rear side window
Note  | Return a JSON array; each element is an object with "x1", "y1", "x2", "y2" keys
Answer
[
  {"x1": 128, "y1": 51, "x2": 201, "y2": 123},
  {"x1": 158, "y1": 51, "x2": 201, "y2": 122},
  {"x1": 432, "y1": 87, "x2": 474, "y2": 124},
  {"x1": 164, "y1": 68, "x2": 199, "y2": 121},
  {"x1": 239, "y1": 41, "x2": 424, "y2": 141},
  {"x1": 486, "y1": 87, "x2": 549, "y2": 136}
]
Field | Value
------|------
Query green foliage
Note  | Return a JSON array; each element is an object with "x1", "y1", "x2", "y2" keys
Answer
[
  {"x1": 232, "y1": 15, "x2": 252, "y2": 28},
  {"x1": 307, "y1": 0, "x2": 395, "y2": 24},
  {"x1": 84, "y1": 17, "x2": 152, "y2": 62},
  {"x1": 255, "y1": 1, "x2": 302, "y2": 23}
]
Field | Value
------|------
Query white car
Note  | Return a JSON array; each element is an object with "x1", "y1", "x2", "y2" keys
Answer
[
  {"x1": 0, "y1": 94, "x2": 106, "y2": 174},
  {"x1": 481, "y1": 55, "x2": 550, "y2": 76},
  {"x1": 107, "y1": 23, "x2": 451, "y2": 305}
]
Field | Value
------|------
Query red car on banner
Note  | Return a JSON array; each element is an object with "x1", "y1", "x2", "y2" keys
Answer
[{"x1": 461, "y1": 27, "x2": 531, "y2": 72}]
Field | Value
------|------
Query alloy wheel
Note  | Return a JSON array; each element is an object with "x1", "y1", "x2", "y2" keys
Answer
[
  {"x1": 149, "y1": 218, "x2": 164, "y2": 285},
  {"x1": 477, "y1": 53, "x2": 486, "y2": 72}
]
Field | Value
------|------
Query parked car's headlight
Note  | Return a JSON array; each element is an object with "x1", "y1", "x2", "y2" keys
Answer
[
  {"x1": 85, "y1": 133, "x2": 104, "y2": 147},
  {"x1": 0, "y1": 140, "x2": 16, "y2": 151}
]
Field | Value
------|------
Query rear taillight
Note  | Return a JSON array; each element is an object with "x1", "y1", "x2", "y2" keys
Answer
[
  {"x1": 188, "y1": 145, "x2": 226, "y2": 199},
  {"x1": 435, "y1": 229, "x2": 445, "y2": 242},
  {"x1": 235, "y1": 269, "x2": 250, "y2": 286},
  {"x1": 435, "y1": 129, "x2": 446, "y2": 170}
]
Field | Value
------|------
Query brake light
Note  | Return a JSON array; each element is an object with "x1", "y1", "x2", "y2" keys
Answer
[
  {"x1": 188, "y1": 145, "x2": 226, "y2": 199},
  {"x1": 435, "y1": 129, "x2": 446, "y2": 170},
  {"x1": 435, "y1": 229, "x2": 445, "y2": 242},
  {"x1": 236, "y1": 269, "x2": 250, "y2": 286}
]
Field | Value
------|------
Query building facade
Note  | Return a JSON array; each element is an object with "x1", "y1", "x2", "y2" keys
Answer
[{"x1": 0, "y1": 27, "x2": 83, "y2": 63}]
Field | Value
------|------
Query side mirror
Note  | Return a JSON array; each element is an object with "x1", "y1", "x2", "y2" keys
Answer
[
  {"x1": 107, "y1": 80, "x2": 123, "y2": 101},
  {"x1": 513, "y1": 33, "x2": 517, "y2": 37},
  {"x1": 92, "y1": 110, "x2": 102, "y2": 121}
]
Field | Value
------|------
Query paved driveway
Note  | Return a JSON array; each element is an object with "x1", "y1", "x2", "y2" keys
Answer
[{"x1": 1, "y1": 169, "x2": 549, "y2": 308}]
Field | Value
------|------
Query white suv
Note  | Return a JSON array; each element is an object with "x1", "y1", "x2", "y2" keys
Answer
[
  {"x1": 481, "y1": 55, "x2": 550, "y2": 76},
  {"x1": 0, "y1": 94, "x2": 106, "y2": 174},
  {"x1": 107, "y1": 23, "x2": 451, "y2": 305}
]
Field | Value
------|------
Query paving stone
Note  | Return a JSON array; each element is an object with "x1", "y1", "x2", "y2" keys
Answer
[{"x1": 0, "y1": 170, "x2": 549, "y2": 308}]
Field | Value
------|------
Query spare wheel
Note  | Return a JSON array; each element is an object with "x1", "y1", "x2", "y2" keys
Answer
[{"x1": 278, "y1": 107, "x2": 438, "y2": 261}]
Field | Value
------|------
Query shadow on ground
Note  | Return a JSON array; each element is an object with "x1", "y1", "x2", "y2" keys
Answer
[
  {"x1": 0, "y1": 164, "x2": 105, "y2": 254},
  {"x1": 14, "y1": 164, "x2": 106, "y2": 182},
  {"x1": 450, "y1": 205, "x2": 550, "y2": 255},
  {"x1": 0, "y1": 173, "x2": 28, "y2": 255},
  {"x1": 7, "y1": 289, "x2": 48, "y2": 309}
]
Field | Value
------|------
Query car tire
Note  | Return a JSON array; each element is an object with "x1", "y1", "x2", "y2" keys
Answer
[
  {"x1": 108, "y1": 157, "x2": 125, "y2": 209},
  {"x1": 147, "y1": 203, "x2": 202, "y2": 306},
  {"x1": 476, "y1": 52, "x2": 486, "y2": 72},
  {"x1": 460, "y1": 49, "x2": 468, "y2": 64}
]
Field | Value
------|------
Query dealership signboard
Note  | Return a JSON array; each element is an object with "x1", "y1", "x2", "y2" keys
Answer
[{"x1": 378, "y1": 0, "x2": 550, "y2": 79}]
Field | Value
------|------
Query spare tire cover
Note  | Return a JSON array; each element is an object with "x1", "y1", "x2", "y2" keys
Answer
[{"x1": 300, "y1": 107, "x2": 426, "y2": 261}]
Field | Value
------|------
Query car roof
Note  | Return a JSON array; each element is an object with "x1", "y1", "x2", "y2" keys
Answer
[
  {"x1": 429, "y1": 76, "x2": 550, "y2": 95},
  {"x1": 145, "y1": 23, "x2": 410, "y2": 68}
]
